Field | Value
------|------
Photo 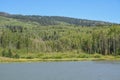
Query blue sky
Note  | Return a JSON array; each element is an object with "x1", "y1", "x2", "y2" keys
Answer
[{"x1": 0, "y1": 0, "x2": 120, "y2": 23}]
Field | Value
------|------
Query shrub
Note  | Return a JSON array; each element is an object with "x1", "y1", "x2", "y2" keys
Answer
[
  {"x1": 53, "y1": 56, "x2": 62, "y2": 59},
  {"x1": 26, "y1": 56, "x2": 33, "y2": 59},
  {"x1": 93, "y1": 54, "x2": 101, "y2": 58},
  {"x1": 14, "y1": 54, "x2": 20, "y2": 59},
  {"x1": 1, "y1": 50, "x2": 6, "y2": 57},
  {"x1": 41, "y1": 56, "x2": 49, "y2": 59},
  {"x1": 7, "y1": 49, "x2": 12, "y2": 58},
  {"x1": 77, "y1": 54, "x2": 89, "y2": 58},
  {"x1": 1, "y1": 49, "x2": 13, "y2": 58}
]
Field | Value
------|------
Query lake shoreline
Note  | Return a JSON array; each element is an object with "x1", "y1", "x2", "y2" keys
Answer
[{"x1": 0, "y1": 57, "x2": 120, "y2": 63}]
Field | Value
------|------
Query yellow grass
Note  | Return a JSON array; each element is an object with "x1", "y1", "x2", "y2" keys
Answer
[{"x1": 0, "y1": 56, "x2": 120, "y2": 63}]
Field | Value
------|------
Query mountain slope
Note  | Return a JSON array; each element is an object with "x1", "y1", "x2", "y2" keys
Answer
[{"x1": 0, "y1": 12, "x2": 116, "y2": 26}]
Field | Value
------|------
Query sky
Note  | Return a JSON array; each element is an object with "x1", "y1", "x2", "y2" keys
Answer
[{"x1": 0, "y1": 0, "x2": 120, "y2": 23}]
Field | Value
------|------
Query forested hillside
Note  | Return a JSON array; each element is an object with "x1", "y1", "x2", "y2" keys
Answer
[
  {"x1": 0, "y1": 12, "x2": 115, "y2": 26},
  {"x1": 0, "y1": 12, "x2": 120, "y2": 59}
]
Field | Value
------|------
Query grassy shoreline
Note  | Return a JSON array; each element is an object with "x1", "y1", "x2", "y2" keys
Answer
[
  {"x1": 1, "y1": 52, "x2": 120, "y2": 62},
  {"x1": 0, "y1": 56, "x2": 120, "y2": 63}
]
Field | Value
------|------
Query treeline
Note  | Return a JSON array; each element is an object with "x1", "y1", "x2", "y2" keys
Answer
[
  {"x1": 0, "y1": 12, "x2": 115, "y2": 26},
  {"x1": 81, "y1": 26, "x2": 120, "y2": 55},
  {"x1": 0, "y1": 24, "x2": 120, "y2": 58}
]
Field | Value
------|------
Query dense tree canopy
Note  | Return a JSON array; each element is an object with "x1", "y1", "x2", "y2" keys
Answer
[{"x1": 0, "y1": 14, "x2": 120, "y2": 58}]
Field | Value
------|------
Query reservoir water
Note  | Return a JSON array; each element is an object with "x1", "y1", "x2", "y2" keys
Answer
[{"x1": 0, "y1": 61, "x2": 120, "y2": 80}]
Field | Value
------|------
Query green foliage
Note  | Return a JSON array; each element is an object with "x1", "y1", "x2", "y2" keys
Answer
[
  {"x1": 0, "y1": 12, "x2": 113, "y2": 26},
  {"x1": 26, "y1": 56, "x2": 34, "y2": 59},
  {"x1": 14, "y1": 54, "x2": 20, "y2": 59},
  {"x1": 93, "y1": 54, "x2": 102, "y2": 58},
  {"x1": 1, "y1": 50, "x2": 6, "y2": 57},
  {"x1": 77, "y1": 54, "x2": 89, "y2": 58},
  {"x1": 1, "y1": 49, "x2": 12, "y2": 58},
  {"x1": 7, "y1": 49, "x2": 12, "y2": 58},
  {"x1": 0, "y1": 15, "x2": 120, "y2": 59}
]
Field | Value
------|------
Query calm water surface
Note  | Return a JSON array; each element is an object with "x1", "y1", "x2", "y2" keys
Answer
[{"x1": 0, "y1": 61, "x2": 120, "y2": 80}]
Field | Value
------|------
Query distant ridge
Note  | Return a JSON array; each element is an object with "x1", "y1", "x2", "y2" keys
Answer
[{"x1": 0, "y1": 12, "x2": 118, "y2": 26}]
